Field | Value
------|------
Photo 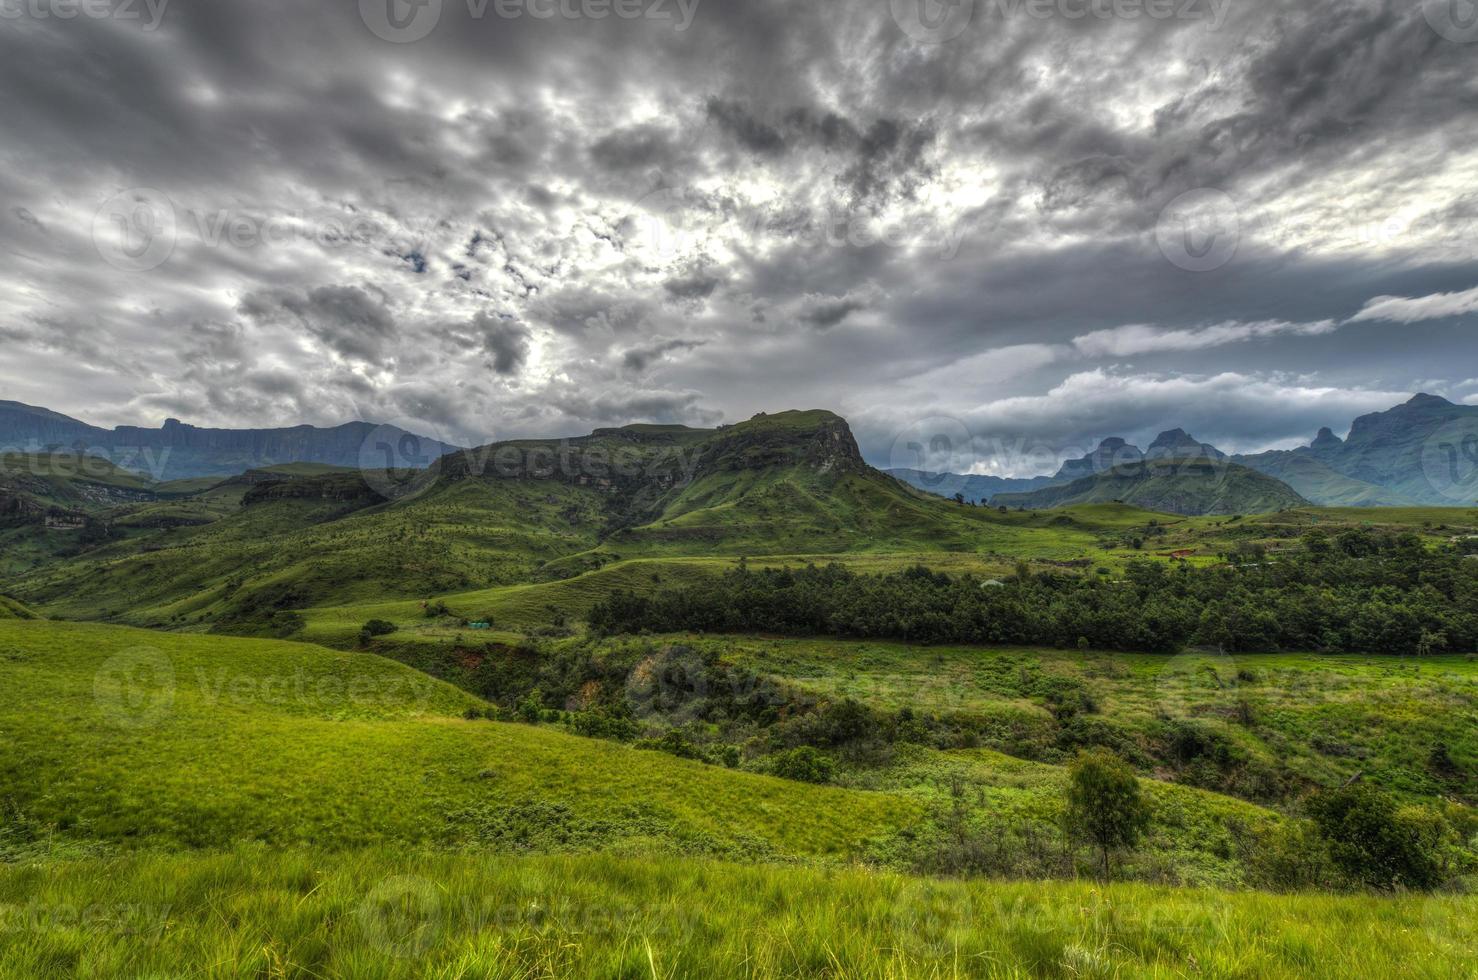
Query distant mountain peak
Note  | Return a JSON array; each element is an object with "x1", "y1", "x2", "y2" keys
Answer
[
  {"x1": 1311, "y1": 426, "x2": 1343, "y2": 450},
  {"x1": 1148, "y1": 429, "x2": 1225, "y2": 459},
  {"x1": 1053, "y1": 438, "x2": 1144, "y2": 482},
  {"x1": 1404, "y1": 392, "x2": 1453, "y2": 408}
]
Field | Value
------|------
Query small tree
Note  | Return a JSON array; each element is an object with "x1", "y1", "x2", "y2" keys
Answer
[{"x1": 1065, "y1": 748, "x2": 1151, "y2": 879}]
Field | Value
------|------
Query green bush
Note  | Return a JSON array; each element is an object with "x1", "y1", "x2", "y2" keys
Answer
[
  {"x1": 771, "y1": 746, "x2": 836, "y2": 784},
  {"x1": 1305, "y1": 784, "x2": 1446, "y2": 891}
]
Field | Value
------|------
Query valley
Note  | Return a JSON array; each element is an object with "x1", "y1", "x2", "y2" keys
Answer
[{"x1": 2, "y1": 405, "x2": 1476, "y2": 976}]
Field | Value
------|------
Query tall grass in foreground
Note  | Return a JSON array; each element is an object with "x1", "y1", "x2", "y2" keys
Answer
[{"x1": 0, "y1": 848, "x2": 1473, "y2": 978}]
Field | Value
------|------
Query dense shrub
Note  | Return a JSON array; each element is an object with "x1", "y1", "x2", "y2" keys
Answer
[
  {"x1": 770, "y1": 746, "x2": 836, "y2": 784},
  {"x1": 1304, "y1": 784, "x2": 1447, "y2": 891}
]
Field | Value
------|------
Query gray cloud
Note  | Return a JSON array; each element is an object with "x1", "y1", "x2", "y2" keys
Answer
[{"x1": 0, "y1": 0, "x2": 1474, "y2": 465}]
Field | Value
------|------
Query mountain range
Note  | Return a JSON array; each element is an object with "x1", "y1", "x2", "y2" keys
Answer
[
  {"x1": 891, "y1": 394, "x2": 1478, "y2": 511},
  {"x1": 0, "y1": 400, "x2": 459, "y2": 480}
]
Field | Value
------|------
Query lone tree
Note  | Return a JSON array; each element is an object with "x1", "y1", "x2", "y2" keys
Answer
[{"x1": 1065, "y1": 748, "x2": 1151, "y2": 879}]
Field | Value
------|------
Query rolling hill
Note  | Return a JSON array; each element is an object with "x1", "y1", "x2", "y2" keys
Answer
[{"x1": 993, "y1": 458, "x2": 1309, "y2": 515}]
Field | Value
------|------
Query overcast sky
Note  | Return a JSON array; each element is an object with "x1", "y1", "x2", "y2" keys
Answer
[{"x1": 3, "y1": 0, "x2": 1476, "y2": 474}]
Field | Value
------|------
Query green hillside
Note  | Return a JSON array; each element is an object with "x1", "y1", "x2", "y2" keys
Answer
[
  {"x1": 994, "y1": 458, "x2": 1309, "y2": 516},
  {"x1": 0, "y1": 594, "x2": 37, "y2": 620},
  {"x1": 1236, "y1": 450, "x2": 1412, "y2": 506},
  {"x1": 1, "y1": 411, "x2": 1106, "y2": 630},
  {"x1": 0, "y1": 620, "x2": 914, "y2": 857},
  {"x1": 0, "y1": 620, "x2": 1311, "y2": 892}
]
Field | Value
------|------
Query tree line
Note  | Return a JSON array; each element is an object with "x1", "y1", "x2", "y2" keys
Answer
[{"x1": 590, "y1": 529, "x2": 1478, "y2": 654}]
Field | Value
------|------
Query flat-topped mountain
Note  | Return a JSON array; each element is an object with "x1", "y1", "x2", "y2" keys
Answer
[{"x1": 0, "y1": 400, "x2": 459, "y2": 480}]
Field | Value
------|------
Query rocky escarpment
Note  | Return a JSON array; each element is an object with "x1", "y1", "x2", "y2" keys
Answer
[
  {"x1": 241, "y1": 473, "x2": 381, "y2": 506},
  {"x1": 700, "y1": 411, "x2": 868, "y2": 476}
]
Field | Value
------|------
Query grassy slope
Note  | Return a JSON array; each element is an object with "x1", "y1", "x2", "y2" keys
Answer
[
  {"x1": 0, "y1": 595, "x2": 37, "y2": 620},
  {"x1": 0, "y1": 453, "x2": 155, "y2": 494},
  {"x1": 0, "y1": 621, "x2": 1300, "y2": 886},
  {"x1": 1, "y1": 848, "x2": 1472, "y2": 979},
  {"x1": 1236, "y1": 451, "x2": 1410, "y2": 507},
  {"x1": 8, "y1": 477, "x2": 614, "y2": 626},
  {"x1": 709, "y1": 636, "x2": 1478, "y2": 803},
  {"x1": 0, "y1": 621, "x2": 914, "y2": 858}
]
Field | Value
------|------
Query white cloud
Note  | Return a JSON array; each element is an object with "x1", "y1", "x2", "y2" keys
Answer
[
  {"x1": 1348, "y1": 285, "x2": 1478, "y2": 324},
  {"x1": 1072, "y1": 320, "x2": 1338, "y2": 358}
]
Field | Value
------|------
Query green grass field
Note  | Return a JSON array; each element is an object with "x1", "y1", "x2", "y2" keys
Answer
[
  {"x1": 0, "y1": 621, "x2": 1300, "y2": 888},
  {"x1": 1, "y1": 848, "x2": 1472, "y2": 978},
  {"x1": 0, "y1": 621, "x2": 915, "y2": 859}
]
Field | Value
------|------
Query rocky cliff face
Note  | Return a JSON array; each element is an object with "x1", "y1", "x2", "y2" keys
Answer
[
  {"x1": 700, "y1": 412, "x2": 867, "y2": 476},
  {"x1": 1055, "y1": 438, "x2": 1143, "y2": 481}
]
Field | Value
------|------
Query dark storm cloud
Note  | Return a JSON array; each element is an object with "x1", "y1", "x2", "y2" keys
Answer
[
  {"x1": 240, "y1": 286, "x2": 398, "y2": 363},
  {"x1": 0, "y1": 0, "x2": 1475, "y2": 464},
  {"x1": 621, "y1": 338, "x2": 705, "y2": 372},
  {"x1": 477, "y1": 315, "x2": 533, "y2": 376}
]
